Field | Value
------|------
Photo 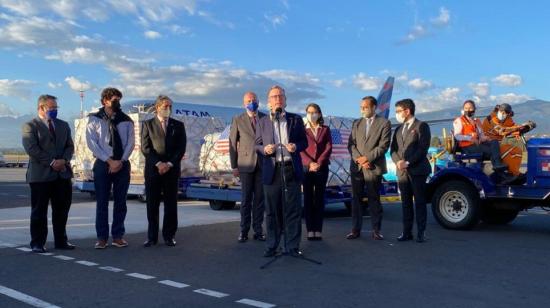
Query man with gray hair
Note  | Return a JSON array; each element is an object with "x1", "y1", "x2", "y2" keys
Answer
[
  {"x1": 141, "y1": 95, "x2": 187, "y2": 247},
  {"x1": 22, "y1": 95, "x2": 75, "y2": 253}
]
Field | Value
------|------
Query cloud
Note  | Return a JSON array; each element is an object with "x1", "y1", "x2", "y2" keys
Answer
[
  {"x1": 46, "y1": 47, "x2": 107, "y2": 63},
  {"x1": 430, "y1": 7, "x2": 451, "y2": 27},
  {"x1": 0, "y1": 79, "x2": 34, "y2": 99},
  {"x1": 469, "y1": 82, "x2": 491, "y2": 102},
  {"x1": 48, "y1": 82, "x2": 63, "y2": 89},
  {"x1": 65, "y1": 76, "x2": 92, "y2": 91},
  {"x1": 0, "y1": 102, "x2": 19, "y2": 117},
  {"x1": 414, "y1": 87, "x2": 462, "y2": 113},
  {"x1": 352, "y1": 73, "x2": 381, "y2": 91},
  {"x1": 489, "y1": 93, "x2": 531, "y2": 105},
  {"x1": 331, "y1": 79, "x2": 345, "y2": 88},
  {"x1": 144, "y1": 30, "x2": 162, "y2": 39},
  {"x1": 264, "y1": 13, "x2": 287, "y2": 29},
  {"x1": 408, "y1": 78, "x2": 433, "y2": 92},
  {"x1": 400, "y1": 25, "x2": 427, "y2": 43},
  {"x1": 492, "y1": 74, "x2": 522, "y2": 87},
  {"x1": 0, "y1": 15, "x2": 73, "y2": 47}
]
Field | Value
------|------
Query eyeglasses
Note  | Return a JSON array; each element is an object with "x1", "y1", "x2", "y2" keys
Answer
[{"x1": 269, "y1": 95, "x2": 285, "y2": 99}]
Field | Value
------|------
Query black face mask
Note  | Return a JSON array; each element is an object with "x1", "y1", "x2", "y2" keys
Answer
[
  {"x1": 464, "y1": 110, "x2": 475, "y2": 117},
  {"x1": 110, "y1": 100, "x2": 121, "y2": 112}
]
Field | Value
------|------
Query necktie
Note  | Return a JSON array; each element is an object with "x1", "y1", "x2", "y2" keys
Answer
[
  {"x1": 251, "y1": 116, "x2": 256, "y2": 132},
  {"x1": 402, "y1": 123, "x2": 408, "y2": 136},
  {"x1": 48, "y1": 119, "x2": 56, "y2": 140},
  {"x1": 162, "y1": 119, "x2": 167, "y2": 134},
  {"x1": 365, "y1": 118, "x2": 372, "y2": 136}
]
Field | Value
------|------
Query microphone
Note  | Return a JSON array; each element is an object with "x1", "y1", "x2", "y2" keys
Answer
[{"x1": 274, "y1": 107, "x2": 283, "y2": 121}]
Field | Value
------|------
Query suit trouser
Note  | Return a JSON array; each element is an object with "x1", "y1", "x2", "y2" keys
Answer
[
  {"x1": 303, "y1": 165, "x2": 329, "y2": 232},
  {"x1": 350, "y1": 171, "x2": 383, "y2": 232},
  {"x1": 93, "y1": 160, "x2": 130, "y2": 240},
  {"x1": 29, "y1": 178, "x2": 72, "y2": 247},
  {"x1": 239, "y1": 166, "x2": 265, "y2": 235},
  {"x1": 145, "y1": 171, "x2": 179, "y2": 241},
  {"x1": 263, "y1": 163, "x2": 302, "y2": 251},
  {"x1": 398, "y1": 173, "x2": 428, "y2": 233}
]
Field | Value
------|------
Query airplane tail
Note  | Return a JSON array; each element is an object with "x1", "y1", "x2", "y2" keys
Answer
[{"x1": 376, "y1": 76, "x2": 394, "y2": 119}]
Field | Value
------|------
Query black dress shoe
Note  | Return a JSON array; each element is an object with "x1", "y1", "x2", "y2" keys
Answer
[
  {"x1": 397, "y1": 233, "x2": 414, "y2": 242},
  {"x1": 346, "y1": 231, "x2": 360, "y2": 240},
  {"x1": 253, "y1": 233, "x2": 266, "y2": 241},
  {"x1": 289, "y1": 248, "x2": 303, "y2": 257},
  {"x1": 372, "y1": 231, "x2": 384, "y2": 240},
  {"x1": 143, "y1": 240, "x2": 157, "y2": 247},
  {"x1": 31, "y1": 246, "x2": 47, "y2": 253},
  {"x1": 165, "y1": 238, "x2": 176, "y2": 246},
  {"x1": 263, "y1": 248, "x2": 277, "y2": 258},
  {"x1": 238, "y1": 233, "x2": 248, "y2": 243},
  {"x1": 55, "y1": 242, "x2": 76, "y2": 250},
  {"x1": 416, "y1": 232, "x2": 426, "y2": 243}
]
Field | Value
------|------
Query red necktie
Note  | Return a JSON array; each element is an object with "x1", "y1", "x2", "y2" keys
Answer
[{"x1": 251, "y1": 116, "x2": 256, "y2": 132}]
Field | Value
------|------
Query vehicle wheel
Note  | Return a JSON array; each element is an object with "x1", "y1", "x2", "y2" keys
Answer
[
  {"x1": 431, "y1": 180, "x2": 481, "y2": 230},
  {"x1": 209, "y1": 200, "x2": 224, "y2": 211},
  {"x1": 480, "y1": 206, "x2": 519, "y2": 225},
  {"x1": 222, "y1": 201, "x2": 236, "y2": 210}
]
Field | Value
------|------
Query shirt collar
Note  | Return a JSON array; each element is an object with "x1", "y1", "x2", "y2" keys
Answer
[
  {"x1": 269, "y1": 111, "x2": 286, "y2": 121},
  {"x1": 405, "y1": 116, "x2": 415, "y2": 126}
]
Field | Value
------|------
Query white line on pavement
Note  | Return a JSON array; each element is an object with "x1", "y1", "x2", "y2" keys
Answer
[
  {"x1": 16, "y1": 194, "x2": 28, "y2": 198},
  {"x1": 75, "y1": 260, "x2": 98, "y2": 266},
  {"x1": 126, "y1": 273, "x2": 155, "y2": 280},
  {"x1": 53, "y1": 255, "x2": 75, "y2": 261},
  {"x1": 99, "y1": 266, "x2": 124, "y2": 273},
  {"x1": 236, "y1": 298, "x2": 276, "y2": 308},
  {"x1": 16, "y1": 247, "x2": 32, "y2": 252},
  {"x1": 193, "y1": 288, "x2": 229, "y2": 298},
  {"x1": 158, "y1": 280, "x2": 190, "y2": 289},
  {"x1": 0, "y1": 284, "x2": 60, "y2": 308},
  {"x1": 37, "y1": 252, "x2": 53, "y2": 256},
  {"x1": 0, "y1": 223, "x2": 95, "y2": 230},
  {"x1": 0, "y1": 242, "x2": 17, "y2": 248}
]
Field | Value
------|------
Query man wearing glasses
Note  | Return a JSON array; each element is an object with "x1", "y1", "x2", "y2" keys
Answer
[
  {"x1": 255, "y1": 86, "x2": 307, "y2": 257},
  {"x1": 86, "y1": 88, "x2": 135, "y2": 249},
  {"x1": 22, "y1": 95, "x2": 75, "y2": 253},
  {"x1": 229, "y1": 92, "x2": 267, "y2": 243}
]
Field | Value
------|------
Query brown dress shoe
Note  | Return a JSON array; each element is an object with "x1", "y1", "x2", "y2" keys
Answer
[
  {"x1": 372, "y1": 231, "x2": 384, "y2": 240},
  {"x1": 346, "y1": 231, "x2": 360, "y2": 240}
]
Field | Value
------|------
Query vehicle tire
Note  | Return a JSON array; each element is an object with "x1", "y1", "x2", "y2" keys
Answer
[
  {"x1": 480, "y1": 206, "x2": 519, "y2": 225},
  {"x1": 222, "y1": 201, "x2": 236, "y2": 210},
  {"x1": 209, "y1": 200, "x2": 224, "y2": 211},
  {"x1": 431, "y1": 180, "x2": 481, "y2": 230}
]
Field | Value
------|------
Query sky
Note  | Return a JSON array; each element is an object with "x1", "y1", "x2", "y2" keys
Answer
[{"x1": 0, "y1": 0, "x2": 549, "y2": 120}]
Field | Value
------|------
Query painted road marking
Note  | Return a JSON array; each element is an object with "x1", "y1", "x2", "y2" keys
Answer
[
  {"x1": 193, "y1": 288, "x2": 229, "y2": 298},
  {"x1": 53, "y1": 255, "x2": 75, "y2": 261},
  {"x1": 0, "y1": 284, "x2": 60, "y2": 308},
  {"x1": 126, "y1": 272, "x2": 155, "y2": 280},
  {"x1": 75, "y1": 260, "x2": 98, "y2": 266},
  {"x1": 158, "y1": 280, "x2": 190, "y2": 289},
  {"x1": 236, "y1": 298, "x2": 277, "y2": 308},
  {"x1": 16, "y1": 247, "x2": 33, "y2": 252},
  {"x1": 99, "y1": 266, "x2": 125, "y2": 273}
]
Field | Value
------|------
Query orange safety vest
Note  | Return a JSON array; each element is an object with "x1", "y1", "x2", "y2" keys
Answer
[{"x1": 458, "y1": 115, "x2": 479, "y2": 148}]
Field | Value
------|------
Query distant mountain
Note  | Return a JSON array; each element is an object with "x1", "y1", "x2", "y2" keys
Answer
[{"x1": 411, "y1": 99, "x2": 550, "y2": 137}]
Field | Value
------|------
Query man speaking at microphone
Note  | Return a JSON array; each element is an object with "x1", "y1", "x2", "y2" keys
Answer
[{"x1": 255, "y1": 85, "x2": 307, "y2": 258}]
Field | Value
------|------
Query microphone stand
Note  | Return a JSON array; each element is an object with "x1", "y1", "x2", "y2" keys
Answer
[{"x1": 260, "y1": 110, "x2": 321, "y2": 269}]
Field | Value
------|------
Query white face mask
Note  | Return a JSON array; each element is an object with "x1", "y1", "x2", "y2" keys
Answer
[
  {"x1": 396, "y1": 112, "x2": 406, "y2": 124},
  {"x1": 158, "y1": 109, "x2": 171, "y2": 119},
  {"x1": 497, "y1": 111, "x2": 507, "y2": 121},
  {"x1": 307, "y1": 113, "x2": 319, "y2": 123}
]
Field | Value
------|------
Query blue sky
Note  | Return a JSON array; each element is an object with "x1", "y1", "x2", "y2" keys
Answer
[{"x1": 0, "y1": 0, "x2": 548, "y2": 119}]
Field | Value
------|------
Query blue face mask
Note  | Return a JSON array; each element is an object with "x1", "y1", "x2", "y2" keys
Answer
[
  {"x1": 246, "y1": 101, "x2": 259, "y2": 112},
  {"x1": 46, "y1": 109, "x2": 58, "y2": 120}
]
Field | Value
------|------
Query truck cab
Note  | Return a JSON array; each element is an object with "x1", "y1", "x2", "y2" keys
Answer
[{"x1": 428, "y1": 137, "x2": 550, "y2": 229}]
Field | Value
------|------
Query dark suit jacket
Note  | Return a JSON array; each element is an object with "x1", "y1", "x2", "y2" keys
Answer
[
  {"x1": 390, "y1": 118, "x2": 432, "y2": 177},
  {"x1": 255, "y1": 112, "x2": 308, "y2": 185},
  {"x1": 347, "y1": 115, "x2": 392, "y2": 177},
  {"x1": 300, "y1": 125, "x2": 332, "y2": 168},
  {"x1": 229, "y1": 111, "x2": 266, "y2": 173},
  {"x1": 141, "y1": 117, "x2": 187, "y2": 178},
  {"x1": 22, "y1": 117, "x2": 74, "y2": 183}
]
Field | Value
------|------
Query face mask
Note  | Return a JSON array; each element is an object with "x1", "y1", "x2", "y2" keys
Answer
[
  {"x1": 463, "y1": 110, "x2": 475, "y2": 118},
  {"x1": 110, "y1": 99, "x2": 121, "y2": 112},
  {"x1": 395, "y1": 112, "x2": 405, "y2": 124},
  {"x1": 307, "y1": 113, "x2": 319, "y2": 123},
  {"x1": 496, "y1": 111, "x2": 506, "y2": 121},
  {"x1": 246, "y1": 101, "x2": 259, "y2": 112},
  {"x1": 45, "y1": 109, "x2": 58, "y2": 120},
  {"x1": 158, "y1": 109, "x2": 171, "y2": 118}
]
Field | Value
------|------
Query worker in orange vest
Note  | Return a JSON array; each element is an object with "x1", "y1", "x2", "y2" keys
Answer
[{"x1": 453, "y1": 100, "x2": 514, "y2": 183}]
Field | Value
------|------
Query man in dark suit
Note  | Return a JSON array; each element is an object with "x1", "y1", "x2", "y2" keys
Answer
[
  {"x1": 22, "y1": 95, "x2": 75, "y2": 253},
  {"x1": 229, "y1": 91, "x2": 266, "y2": 243},
  {"x1": 390, "y1": 99, "x2": 431, "y2": 243},
  {"x1": 255, "y1": 85, "x2": 307, "y2": 257},
  {"x1": 347, "y1": 96, "x2": 391, "y2": 240},
  {"x1": 141, "y1": 95, "x2": 187, "y2": 247}
]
